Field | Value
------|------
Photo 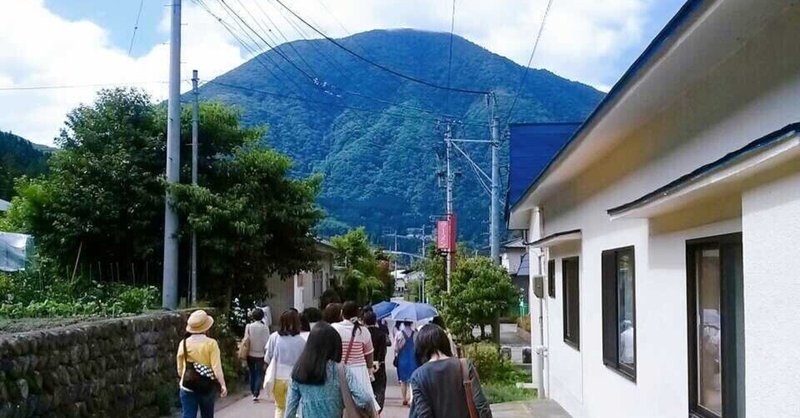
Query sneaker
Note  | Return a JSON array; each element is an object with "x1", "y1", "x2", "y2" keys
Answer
[{"x1": 252, "y1": 396, "x2": 259, "y2": 402}]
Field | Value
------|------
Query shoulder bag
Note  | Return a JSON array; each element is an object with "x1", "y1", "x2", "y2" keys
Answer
[
  {"x1": 181, "y1": 338, "x2": 218, "y2": 395},
  {"x1": 337, "y1": 364, "x2": 376, "y2": 418},
  {"x1": 263, "y1": 334, "x2": 278, "y2": 400},
  {"x1": 237, "y1": 324, "x2": 251, "y2": 360},
  {"x1": 459, "y1": 358, "x2": 480, "y2": 418}
]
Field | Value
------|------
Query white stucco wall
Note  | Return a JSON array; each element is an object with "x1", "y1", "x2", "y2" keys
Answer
[
  {"x1": 741, "y1": 171, "x2": 800, "y2": 417},
  {"x1": 519, "y1": 4, "x2": 800, "y2": 417}
]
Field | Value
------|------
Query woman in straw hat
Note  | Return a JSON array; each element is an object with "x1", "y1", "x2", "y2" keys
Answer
[{"x1": 176, "y1": 310, "x2": 228, "y2": 417}]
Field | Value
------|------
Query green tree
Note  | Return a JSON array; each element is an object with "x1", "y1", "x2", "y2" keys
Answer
[
  {"x1": 436, "y1": 256, "x2": 519, "y2": 342},
  {"x1": 8, "y1": 88, "x2": 322, "y2": 306},
  {"x1": 330, "y1": 228, "x2": 393, "y2": 304}
]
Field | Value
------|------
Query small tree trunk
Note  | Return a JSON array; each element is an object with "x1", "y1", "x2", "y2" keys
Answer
[{"x1": 492, "y1": 313, "x2": 501, "y2": 344}]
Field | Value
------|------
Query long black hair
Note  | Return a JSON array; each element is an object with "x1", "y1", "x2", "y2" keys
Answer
[{"x1": 291, "y1": 322, "x2": 343, "y2": 385}]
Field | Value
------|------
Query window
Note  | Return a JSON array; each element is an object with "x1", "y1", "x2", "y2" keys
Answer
[
  {"x1": 562, "y1": 257, "x2": 580, "y2": 349},
  {"x1": 602, "y1": 247, "x2": 636, "y2": 380},
  {"x1": 687, "y1": 234, "x2": 744, "y2": 418},
  {"x1": 547, "y1": 260, "x2": 556, "y2": 298}
]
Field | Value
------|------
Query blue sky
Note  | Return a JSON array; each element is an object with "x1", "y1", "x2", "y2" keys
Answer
[{"x1": 2, "y1": 0, "x2": 685, "y2": 145}]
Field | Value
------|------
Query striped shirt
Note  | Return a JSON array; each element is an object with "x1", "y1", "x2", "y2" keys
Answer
[{"x1": 332, "y1": 321, "x2": 374, "y2": 367}]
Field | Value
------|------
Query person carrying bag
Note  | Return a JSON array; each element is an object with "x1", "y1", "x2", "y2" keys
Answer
[{"x1": 176, "y1": 310, "x2": 228, "y2": 418}]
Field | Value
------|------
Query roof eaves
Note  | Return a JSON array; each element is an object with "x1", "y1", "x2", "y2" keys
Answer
[{"x1": 510, "y1": 0, "x2": 707, "y2": 214}]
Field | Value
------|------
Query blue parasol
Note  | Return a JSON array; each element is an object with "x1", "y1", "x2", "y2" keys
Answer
[
  {"x1": 372, "y1": 301, "x2": 399, "y2": 320},
  {"x1": 390, "y1": 302, "x2": 439, "y2": 322}
]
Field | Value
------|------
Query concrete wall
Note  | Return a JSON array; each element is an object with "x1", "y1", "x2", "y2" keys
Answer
[
  {"x1": 742, "y1": 170, "x2": 800, "y2": 417},
  {"x1": 0, "y1": 312, "x2": 187, "y2": 418}
]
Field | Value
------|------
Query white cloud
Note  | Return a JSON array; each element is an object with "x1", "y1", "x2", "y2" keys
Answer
[
  {"x1": 0, "y1": 0, "x2": 244, "y2": 145},
  {"x1": 0, "y1": 0, "x2": 671, "y2": 145}
]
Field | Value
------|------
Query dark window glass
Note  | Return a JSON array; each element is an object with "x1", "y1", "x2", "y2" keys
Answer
[
  {"x1": 601, "y1": 247, "x2": 636, "y2": 381},
  {"x1": 562, "y1": 257, "x2": 580, "y2": 349},
  {"x1": 547, "y1": 259, "x2": 556, "y2": 298},
  {"x1": 687, "y1": 234, "x2": 744, "y2": 418}
]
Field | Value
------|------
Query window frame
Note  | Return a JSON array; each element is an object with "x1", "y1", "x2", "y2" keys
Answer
[
  {"x1": 562, "y1": 256, "x2": 580, "y2": 350},
  {"x1": 547, "y1": 259, "x2": 556, "y2": 298},
  {"x1": 601, "y1": 246, "x2": 637, "y2": 382},
  {"x1": 686, "y1": 233, "x2": 744, "y2": 418}
]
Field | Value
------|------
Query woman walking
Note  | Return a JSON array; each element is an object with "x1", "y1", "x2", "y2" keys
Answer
[
  {"x1": 394, "y1": 320, "x2": 418, "y2": 406},
  {"x1": 242, "y1": 308, "x2": 271, "y2": 401},
  {"x1": 331, "y1": 301, "x2": 380, "y2": 412},
  {"x1": 409, "y1": 324, "x2": 492, "y2": 418},
  {"x1": 265, "y1": 310, "x2": 307, "y2": 418},
  {"x1": 176, "y1": 310, "x2": 228, "y2": 418},
  {"x1": 364, "y1": 311, "x2": 390, "y2": 413},
  {"x1": 284, "y1": 323, "x2": 375, "y2": 418}
]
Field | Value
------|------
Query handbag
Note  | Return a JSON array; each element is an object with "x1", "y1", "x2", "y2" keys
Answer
[
  {"x1": 237, "y1": 325, "x2": 251, "y2": 360},
  {"x1": 337, "y1": 364, "x2": 377, "y2": 418},
  {"x1": 181, "y1": 338, "x2": 218, "y2": 395},
  {"x1": 459, "y1": 359, "x2": 480, "y2": 418}
]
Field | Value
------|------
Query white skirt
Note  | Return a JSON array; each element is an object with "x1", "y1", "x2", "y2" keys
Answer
[{"x1": 345, "y1": 364, "x2": 380, "y2": 411}]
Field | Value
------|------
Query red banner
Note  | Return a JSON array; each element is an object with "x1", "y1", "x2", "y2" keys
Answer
[{"x1": 436, "y1": 214, "x2": 457, "y2": 252}]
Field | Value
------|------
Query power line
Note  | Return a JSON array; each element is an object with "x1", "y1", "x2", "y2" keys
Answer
[
  {"x1": 444, "y1": 0, "x2": 457, "y2": 113},
  {"x1": 128, "y1": 0, "x2": 145, "y2": 55},
  {"x1": 505, "y1": 0, "x2": 555, "y2": 124},
  {"x1": 273, "y1": 0, "x2": 490, "y2": 95}
]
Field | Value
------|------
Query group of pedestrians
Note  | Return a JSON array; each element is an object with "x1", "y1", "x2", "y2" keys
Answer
[{"x1": 176, "y1": 303, "x2": 493, "y2": 418}]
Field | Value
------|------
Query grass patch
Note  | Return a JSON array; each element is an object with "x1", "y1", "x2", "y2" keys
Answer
[{"x1": 483, "y1": 382, "x2": 537, "y2": 404}]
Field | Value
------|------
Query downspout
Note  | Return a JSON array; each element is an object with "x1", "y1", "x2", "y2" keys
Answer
[{"x1": 531, "y1": 206, "x2": 548, "y2": 399}]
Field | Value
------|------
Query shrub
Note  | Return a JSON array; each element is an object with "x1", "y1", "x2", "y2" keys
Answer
[
  {"x1": 517, "y1": 315, "x2": 531, "y2": 333},
  {"x1": 462, "y1": 342, "x2": 522, "y2": 384}
]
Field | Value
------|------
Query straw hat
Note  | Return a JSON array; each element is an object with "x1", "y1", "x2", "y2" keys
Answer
[{"x1": 186, "y1": 310, "x2": 215, "y2": 334}]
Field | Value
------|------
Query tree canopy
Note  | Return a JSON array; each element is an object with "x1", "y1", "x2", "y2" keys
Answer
[
  {"x1": 330, "y1": 227, "x2": 393, "y2": 305},
  {"x1": 5, "y1": 88, "x2": 323, "y2": 305}
]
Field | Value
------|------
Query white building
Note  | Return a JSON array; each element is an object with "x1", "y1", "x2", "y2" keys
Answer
[
  {"x1": 263, "y1": 240, "x2": 336, "y2": 321},
  {"x1": 509, "y1": 1, "x2": 800, "y2": 417}
]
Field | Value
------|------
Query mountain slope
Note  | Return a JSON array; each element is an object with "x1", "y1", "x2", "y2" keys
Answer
[
  {"x1": 0, "y1": 131, "x2": 49, "y2": 200},
  {"x1": 199, "y1": 29, "x2": 603, "y2": 247}
]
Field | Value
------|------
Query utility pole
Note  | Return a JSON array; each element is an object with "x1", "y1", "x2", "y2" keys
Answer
[
  {"x1": 190, "y1": 69, "x2": 199, "y2": 305},
  {"x1": 445, "y1": 122, "x2": 454, "y2": 292},
  {"x1": 490, "y1": 94, "x2": 501, "y2": 263},
  {"x1": 162, "y1": 0, "x2": 181, "y2": 309}
]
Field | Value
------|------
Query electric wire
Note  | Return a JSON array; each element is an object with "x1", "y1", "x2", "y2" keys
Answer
[
  {"x1": 128, "y1": 0, "x2": 145, "y2": 55},
  {"x1": 444, "y1": 0, "x2": 457, "y2": 113},
  {"x1": 273, "y1": 0, "x2": 490, "y2": 95},
  {"x1": 505, "y1": 0, "x2": 555, "y2": 124}
]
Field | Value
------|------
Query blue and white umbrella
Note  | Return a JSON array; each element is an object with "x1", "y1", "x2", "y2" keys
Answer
[
  {"x1": 390, "y1": 302, "x2": 439, "y2": 322},
  {"x1": 372, "y1": 301, "x2": 399, "y2": 320}
]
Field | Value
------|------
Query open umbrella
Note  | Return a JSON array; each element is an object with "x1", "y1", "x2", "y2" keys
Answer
[
  {"x1": 372, "y1": 301, "x2": 399, "y2": 320},
  {"x1": 390, "y1": 302, "x2": 439, "y2": 322}
]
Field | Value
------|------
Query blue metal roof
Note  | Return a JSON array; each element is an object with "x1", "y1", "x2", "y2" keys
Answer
[
  {"x1": 515, "y1": 252, "x2": 529, "y2": 277},
  {"x1": 508, "y1": 123, "x2": 581, "y2": 208},
  {"x1": 510, "y1": 0, "x2": 706, "y2": 212}
]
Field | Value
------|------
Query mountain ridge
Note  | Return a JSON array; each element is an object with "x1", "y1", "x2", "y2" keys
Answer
[{"x1": 198, "y1": 29, "x2": 604, "y2": 248}]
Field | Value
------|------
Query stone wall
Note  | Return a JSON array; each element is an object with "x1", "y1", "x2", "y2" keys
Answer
[{"x1": 0, "y1": 312, "x2": 189, "y2": 418}]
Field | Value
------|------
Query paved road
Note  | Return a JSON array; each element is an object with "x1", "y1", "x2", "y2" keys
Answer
[{"x1": 216, "y1": 346, "x2": 409, "y2": 418}]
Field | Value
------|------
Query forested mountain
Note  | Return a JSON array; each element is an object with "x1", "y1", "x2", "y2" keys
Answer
[
  {"x1": 0, "y1": 131, "x2": 49, "y2": 200},
  {"x1": 199, "y1": 29, "x2": 603, "y2": 248}
]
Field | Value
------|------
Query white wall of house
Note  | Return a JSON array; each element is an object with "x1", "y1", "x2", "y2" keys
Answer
[
  {"x1": 518, "y1": 3, "x2": 800, "y2": 417},
  {"x1": 741, "y1": 170, "x2": 800, "y2": 416}
]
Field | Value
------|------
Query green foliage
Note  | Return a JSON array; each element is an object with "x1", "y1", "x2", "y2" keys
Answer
[
  {"x1": 0, "y1": 270, "x2": 159, "y2": 319},
  {"x1": 156, "y1": 383, "x2": 178, "y2": 415},
  {"x1": 482, "y1": 383, "x2": 536, "y2": 404},
  {"x1": 428, "y1": 255, "x2": 519, "y2": 341},
  {"x1": 330, "y1": 228, "x2": 393, "y2": 305},
  {"x1": 199, "y1": 30, "x2": 603, "y2": 248},
  {"x1": 463, "y1": 342, "x2": 522, "y2": 384},
  {"x1": 0, "y1": 131, "x2": 49, "y2": 201},
  {"x1": 5, "y1": 88, "x2": 322, "y2": 308}
]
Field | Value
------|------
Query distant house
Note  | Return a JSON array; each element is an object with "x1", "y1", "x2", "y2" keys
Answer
[
  {"x1": 509, "y1": 1, "x2": 800, "y2": 417},
  {"x1": 500, "y1": 238, "x2": 529, "y2": 307},
  {"x1": 263, "y1": 240, "x2": 336, "y2": 322},
  {"x1": 0, "y1": 198, "x2": 10, "y2": 212}
]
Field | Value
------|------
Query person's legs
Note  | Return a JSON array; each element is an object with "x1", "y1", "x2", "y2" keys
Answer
[
  {"x1": 180, "y1": 389, "x2": 199, "y2": 418},
  {"x1": 247, "y1": 357, "x2": 263, "y2": 397},
  {"x1": 400, "y1": 382, "x2": 408, "y2": 405},
  {"x1": 197, "y1": 390, "x2": 216, "y2": 418},
  {"x1": 252, "y1": 357, "x2": 265, "y2": 397},
  {"x1": 273, "y1": 379, "x2": 289, "y2": 418},
  {"x1": 372, "y1": 365, "x2": 387, "y2": 412}
]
